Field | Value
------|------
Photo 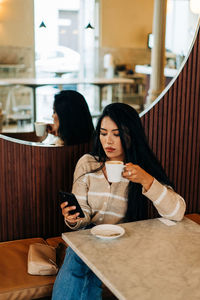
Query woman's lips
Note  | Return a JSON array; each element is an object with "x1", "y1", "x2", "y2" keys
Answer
[{"x1": 105, "y1": 147, "x2": 115, "y2": 152}]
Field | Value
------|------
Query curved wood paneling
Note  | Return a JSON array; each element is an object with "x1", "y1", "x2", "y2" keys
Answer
[
  {"x1": 141, "y1": 25, "x2": 200, "y2": 218},
  {"x1": 0, "y1": 136, "x2": 91, "y2": 242}
]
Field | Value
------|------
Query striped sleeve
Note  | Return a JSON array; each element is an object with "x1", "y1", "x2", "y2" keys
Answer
[
  {"x1": 142, "y1": 178, "x2": 186, "y2": 221},
  {"x1": 65, "y1": 154, "x2": 94, "y2": 230}
]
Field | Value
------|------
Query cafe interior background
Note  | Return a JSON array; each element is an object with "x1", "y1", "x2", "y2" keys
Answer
[
  {"x1": 0, "y1": 0, "x2": 199, "y2": 132},
  {"x1": 0, "y1": 2, "x2": 200, "y2": 299}
]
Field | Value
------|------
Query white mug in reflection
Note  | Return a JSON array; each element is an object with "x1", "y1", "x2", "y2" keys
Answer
[
  {"x1": 34, "y1": 122, "x2": 47, "y2": 137},
  {"x1": 105, "y1": 161, "x2": 124, "y2": 183}
]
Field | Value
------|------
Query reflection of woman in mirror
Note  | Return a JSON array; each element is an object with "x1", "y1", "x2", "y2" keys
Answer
[{"x1": 47, "y1": 90, "x2": 94, "y2": 146}]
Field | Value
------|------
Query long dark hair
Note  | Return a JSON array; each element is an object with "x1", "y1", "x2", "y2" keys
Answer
[
  {"x1": 54, "y1": 90, "x2": 94, "y2": 145},
  {"x1": 92, "y1": 103, "x2": 173, "y2": 222}
]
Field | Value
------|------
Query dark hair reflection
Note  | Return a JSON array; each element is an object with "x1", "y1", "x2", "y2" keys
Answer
[{"x1": 54, "y1": 90, "x2": 94, "y2": 145}]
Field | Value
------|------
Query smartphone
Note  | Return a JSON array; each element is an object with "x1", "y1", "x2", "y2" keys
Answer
[{"x1": 59, "y1": 191, "x2": 85, "y2": 218}]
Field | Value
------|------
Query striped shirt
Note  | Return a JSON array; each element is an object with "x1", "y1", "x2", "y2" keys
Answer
[{"x1": 66, "y1": 154, "x2": 186, "y2": 229}]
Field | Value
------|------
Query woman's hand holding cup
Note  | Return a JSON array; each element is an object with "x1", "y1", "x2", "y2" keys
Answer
[
  {"x1": 123, "y1": 163, "x2": 154, "y2": 191},
  {"x1": 46, "y1": 123, "x2": 58, "y2": 136}
]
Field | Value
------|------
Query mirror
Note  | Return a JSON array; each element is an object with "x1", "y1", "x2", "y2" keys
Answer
[
  {"x1": 136, "y1": 0, "x2": 200, "y2": 110},
  {"x1": 33, "y1": 0, "x2": 200, "y2": 115},
  {"x1": 0, "y1": 0, "x2": 199, "y2": 129}
]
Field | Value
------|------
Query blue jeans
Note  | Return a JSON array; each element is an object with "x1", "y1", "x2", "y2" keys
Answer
[{"x1": 51, "y1": 247, "x2": 102, "y2": 300}]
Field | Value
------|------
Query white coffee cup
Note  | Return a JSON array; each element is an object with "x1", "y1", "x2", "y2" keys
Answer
[
  {"x1": 105, "y1": 161, "x2": 124, "y2": 183},
  {"x1": 34, "y1": 122, "x2": 47, "y2": 137}
]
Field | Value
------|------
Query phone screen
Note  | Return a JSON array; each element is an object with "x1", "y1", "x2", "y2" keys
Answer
[{"x1": 59, "y1": 191, "x2": 85, "y2": 218}]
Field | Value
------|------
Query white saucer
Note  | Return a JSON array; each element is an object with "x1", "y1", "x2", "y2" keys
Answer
[{"x1": 91, "y1": 224, "x2": 125, "y2": 240}]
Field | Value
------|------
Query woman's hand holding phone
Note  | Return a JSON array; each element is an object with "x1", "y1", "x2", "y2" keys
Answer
[
  {"x1": 61, "y1": 201, "x2": 80, "y2": 224},
  {"x1": 59, "y1": 192, "x2": 85, "y2": 225}
]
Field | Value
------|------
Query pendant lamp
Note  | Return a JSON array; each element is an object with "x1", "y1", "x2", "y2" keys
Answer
[
  {"x1": 39, "y1": 21, "x2": 46, "y2": 28},
  {"x1": 85, "y1": 22, "x2": 95, "y2": 29}
]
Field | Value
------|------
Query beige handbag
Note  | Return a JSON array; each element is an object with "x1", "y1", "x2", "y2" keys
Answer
[{"x1": 27, "y1": 243, "x2": 59, "y2": 275}]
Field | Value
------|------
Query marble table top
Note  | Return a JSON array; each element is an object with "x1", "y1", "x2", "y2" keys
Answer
[{"x1": 62, "y1": 217, "x2": 200, "y2": 300}]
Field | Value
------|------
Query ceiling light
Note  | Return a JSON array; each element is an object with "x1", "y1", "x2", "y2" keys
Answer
[
  {"x1": 39, "y1": 21, "x2": 46, "y2": 28},
  {"x1": 85, "y1": 22, "x2": 95, "y2": 30}
]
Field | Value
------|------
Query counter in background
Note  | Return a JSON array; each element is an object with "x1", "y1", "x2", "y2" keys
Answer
[
  {"x1": 135, "y1": 64, "x2": 178, "y2": 78},
  {"x1": 135, "y1": 65, "x2": 178, "y2": 101}
]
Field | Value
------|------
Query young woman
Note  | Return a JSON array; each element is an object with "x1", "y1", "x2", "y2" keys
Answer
[
  {"x1": 47, "y1": 90, "x2": 94, "y2": 146},
  {"x1": 52, "y1": 103, "x2": 186, "y2": 300}
]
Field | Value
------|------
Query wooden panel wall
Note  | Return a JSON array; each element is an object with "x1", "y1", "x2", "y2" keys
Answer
[
  {"x1": 0, "y1": 138, "x2": 91, "y2": 242},
  {"x1": 141, "y1": 25, "x2": 200, "y2": 218}
]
